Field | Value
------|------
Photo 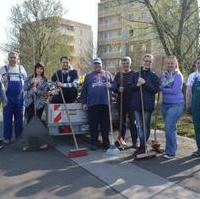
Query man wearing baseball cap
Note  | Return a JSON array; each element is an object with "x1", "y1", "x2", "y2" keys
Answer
[{"x1": 81, "y1": 58, "x2": 112, "y2": 151}]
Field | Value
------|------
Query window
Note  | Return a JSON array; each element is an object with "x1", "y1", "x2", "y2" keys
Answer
[
  {"x1": 128, "y1": 14, "x2": 134, "y2": 21},
  {"x1": 129, "y1": 29, "x2": 134, "y2": 37}
]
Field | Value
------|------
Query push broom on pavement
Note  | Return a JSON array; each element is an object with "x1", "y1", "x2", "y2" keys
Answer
[
  {"x1": 56, "y1": 73, "x2": 88, "y2": 158},
  {"x1": 105, "y1": 67, "x2": 120, "y2": 155},
  {"x1": 135, "y1": 70, "x2": 156, "y2": 160},
  {"x1": 115, "y1": 69, "x2": 127, "y2": 150},
  {"x1": 151, "y1": 91, "x2": 164, "y2": 154},
  {"x1": 151, "y1": 57, "x2": 164, "y2": 154}
]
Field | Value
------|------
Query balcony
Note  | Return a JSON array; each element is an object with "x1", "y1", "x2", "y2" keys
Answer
[
  {"x1": 98, "y1": 10, "x2": 120, "y2": 18},
  {"x1": 98, "y1": 39, "x2": 121, "y2": 45},
  {"x1": 98, "y1": 23, "x2": 121, "y2": 32}
]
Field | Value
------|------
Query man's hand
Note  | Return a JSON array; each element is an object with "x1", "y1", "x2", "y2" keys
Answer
[
  {"x1": 119, "y1": 86, "x2": 124, "y2": 93},
  {"x1": 82, "y1": 104, "x2": 88, "y2": 111},
  {"x1": 2, "y1": 75, "x2": 7, "y2": 83},
  {"x1": 56, "y1": 81, "x2": 63, "y2": 88},
  {"x1": 137, "y1": 77, "x2": 146, "y2": 86},
  {"x1": 104, "y1": 82, "x2": 111, "y2": 88}
]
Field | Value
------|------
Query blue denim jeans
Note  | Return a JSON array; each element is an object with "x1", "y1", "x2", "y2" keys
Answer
[
  {"x1": 161, "y1": 103, "x2": 184, "y2": 156},
  {"x1": 134, "y1": 111, "x2": 152, "y2": 148}
]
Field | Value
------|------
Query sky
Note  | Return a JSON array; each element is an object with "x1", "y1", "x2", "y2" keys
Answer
[{"x1": 0, "y1": 0, "x2": 100, "y2": 65}]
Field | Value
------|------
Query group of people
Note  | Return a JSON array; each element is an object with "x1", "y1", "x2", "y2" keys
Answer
[
  {"x1": 0, "y1": 51, "x2": 200, "y2": 160},
  {"x1": 0, "y1": 52, "x2": 79, "y2": 150},
  {"x1": 80, "y1": 54, "x2": 200, "y2": 159}
]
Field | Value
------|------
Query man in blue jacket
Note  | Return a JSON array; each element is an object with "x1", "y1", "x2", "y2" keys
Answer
[
  {"x1": 132, "y1": 54, "x2": 160, "y2": 155},
  {"x1": 81, "y1": 58, "x2": 112, "y2": 151}
]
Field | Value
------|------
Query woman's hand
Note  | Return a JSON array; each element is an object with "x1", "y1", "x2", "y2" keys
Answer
[{"x1": 33, "y1": 86, "x2": 37, "y2": 93}]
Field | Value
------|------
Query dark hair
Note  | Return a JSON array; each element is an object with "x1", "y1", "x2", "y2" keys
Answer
[
  {"x1": 192, "y1": 56, "x2": 200, "y2": 66},
  {"x1": 34, "y1": 63, "x2": 45, "y2": 77},
  {"x1": 60, "y1": 56, "x2": 70, "y2": 62}
]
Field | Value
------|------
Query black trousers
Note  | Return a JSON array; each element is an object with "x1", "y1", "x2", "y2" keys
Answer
[
  {"x1": 25, "y1": 103, "x2": 44, "y2": 123},
  {"x1": 88, "y1": 105, "x2": 110, "y2": 147},
  {"x1": 118, "y1": 101, "x2": 138, "y2": 144}
]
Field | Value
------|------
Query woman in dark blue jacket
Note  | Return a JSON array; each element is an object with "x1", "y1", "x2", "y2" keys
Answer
[{"x1": 131, "y1": 54, "x2": 160, "y2": 155}]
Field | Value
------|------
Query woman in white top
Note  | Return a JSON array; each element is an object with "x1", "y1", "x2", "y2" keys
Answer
[{"x1": 186, "y1": 56, "x2": 200, "y2": 156}]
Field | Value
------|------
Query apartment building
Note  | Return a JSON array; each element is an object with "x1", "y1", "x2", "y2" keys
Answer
[
  {"x1": 98, "y1": 0, "x2": 163, "y2": 71},
  {"x1": 59, "y1": 18, "x2": 93, "y2": 72}
]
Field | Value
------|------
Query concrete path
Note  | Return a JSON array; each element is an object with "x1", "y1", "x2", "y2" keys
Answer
[
  {"x1": 1, "y1": 114, "x2": 200, "y2": 199},
  {"x1": 55, "y1": 131, "x2": 200, "y2": 199}
]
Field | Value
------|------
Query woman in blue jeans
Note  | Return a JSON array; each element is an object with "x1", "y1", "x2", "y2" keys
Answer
[{"x1": 160, "y1": 56, "x2": 184, "y2": 159}]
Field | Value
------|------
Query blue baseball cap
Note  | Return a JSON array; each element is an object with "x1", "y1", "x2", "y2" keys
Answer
[{"x1": 93, "y1": 57, "x2": 102, "y2": 64}]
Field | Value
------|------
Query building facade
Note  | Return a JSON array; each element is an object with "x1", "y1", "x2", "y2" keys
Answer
[
  {"x1": 98, "y1": 0, "x2": 163, "y2": 71},
  {"x1": 59, "y1": 18, "x2": 93, "y2": 73}
]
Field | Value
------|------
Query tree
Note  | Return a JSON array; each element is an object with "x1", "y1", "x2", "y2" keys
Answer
[
  {"x1": 130, "y1": 0, "x2": 200, "y2": 73},
  {"x1": 100, "y1": 0, "x2": 200, "y2": 73},
  {"x1": 2, "y1": 0, "x2": 73, "y2": 77}
]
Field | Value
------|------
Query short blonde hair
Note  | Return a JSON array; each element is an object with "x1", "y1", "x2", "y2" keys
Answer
[
  {"x1": 166, "y1": 55, "x2": 180, "y2": 71},
  {"x1": 143, "y1": 53, "x2": 154, "y2": 60}
]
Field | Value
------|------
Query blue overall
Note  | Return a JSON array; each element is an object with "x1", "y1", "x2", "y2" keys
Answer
[
  {"x1": 191, "y1": 77, "x2": 200, "y2": 152},
  {"x1": 3, "y1": 65, "x2": 24, "y2": 140}
]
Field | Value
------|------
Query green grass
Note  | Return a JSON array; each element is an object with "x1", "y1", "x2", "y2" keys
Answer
[{"x1": 151, "y1": 109, "x2": 195, "y2": 138}]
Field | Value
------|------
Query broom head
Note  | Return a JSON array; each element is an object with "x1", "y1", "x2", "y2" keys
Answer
[
  {"x1": 135, "y1": 151, "x2": 156, "y2": 160},
  {"x1": 67, "y1": 148, "x2": 88, "y2": 158}
]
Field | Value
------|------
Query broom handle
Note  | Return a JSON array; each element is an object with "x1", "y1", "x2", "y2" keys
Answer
[
  {"x1": 139, "y1": 70, "x2": 147, "y2": 153},
  {"x1": 153, "y1": 92, "x2": 160, "y2": 143},
  {"x1": 33, "y1": 75, "x2": 37, "y2": 116},
  {"x1": 56, "y1": 72, "x2": 79, "y2": 149},
  {"x1": 154, "y1": 56, "x2": 164, "y2": 143},
  {"x1": 105, "y1": 69, "x2": 114, "y2": 145},
  {"x1": 119, "y1": 71, "x2": 123, "y2": 137}
]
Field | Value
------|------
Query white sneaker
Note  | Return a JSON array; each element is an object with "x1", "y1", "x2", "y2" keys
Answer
[{"x1": 163, "y1": 154, "x2": 175, "y2": 159}]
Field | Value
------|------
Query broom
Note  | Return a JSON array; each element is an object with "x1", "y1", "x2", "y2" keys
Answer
[
  {"x1": 104, "y1": 69, "x2": 120, "y2": 155},
  {"x1": 151, "y1": 91, "x2": 164, "y2": 153},
  {"x1": 116, "y1": 69, "x2": 127, "y2": 149},
  {"x1": 56, "y1": 72, "x2": 88, "y2": 158},
  {"x1": 151, "y1": 57, "x2": 164, "y2": 153},
  {"x1": 135, "y1": 69, "x2": 156, "y2": 160}
]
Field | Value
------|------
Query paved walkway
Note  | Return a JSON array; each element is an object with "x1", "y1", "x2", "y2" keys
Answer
[
  {"x1": 56, "y1": 131, "x2": 200, "y2": 199},
  {"x1": 0, "y1": 115, "x2": 200, "y2": 199}
]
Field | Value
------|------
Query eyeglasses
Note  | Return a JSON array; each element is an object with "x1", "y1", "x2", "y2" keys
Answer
[{"x1": 143, "y1": 60, "x2": 152, "y2": 63}]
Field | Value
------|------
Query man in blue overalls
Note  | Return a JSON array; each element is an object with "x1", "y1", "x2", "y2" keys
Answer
[
  {"x1": 186, "y1": 57, "x2": 200, "y2": 156},
  {"x1": 0, "y1": 52, "x2": 27, "y2": 144}
]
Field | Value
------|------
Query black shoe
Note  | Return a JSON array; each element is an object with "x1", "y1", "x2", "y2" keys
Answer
[
  {"x1": 130, "y1": 143, "x2": 138, "y2": 149},
  {"x1": 90, "y1": 145, "x2": 97, "y2": 151},
  {"x1": 133, "y1": 147, "x2": 145, "y2": 156}
]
